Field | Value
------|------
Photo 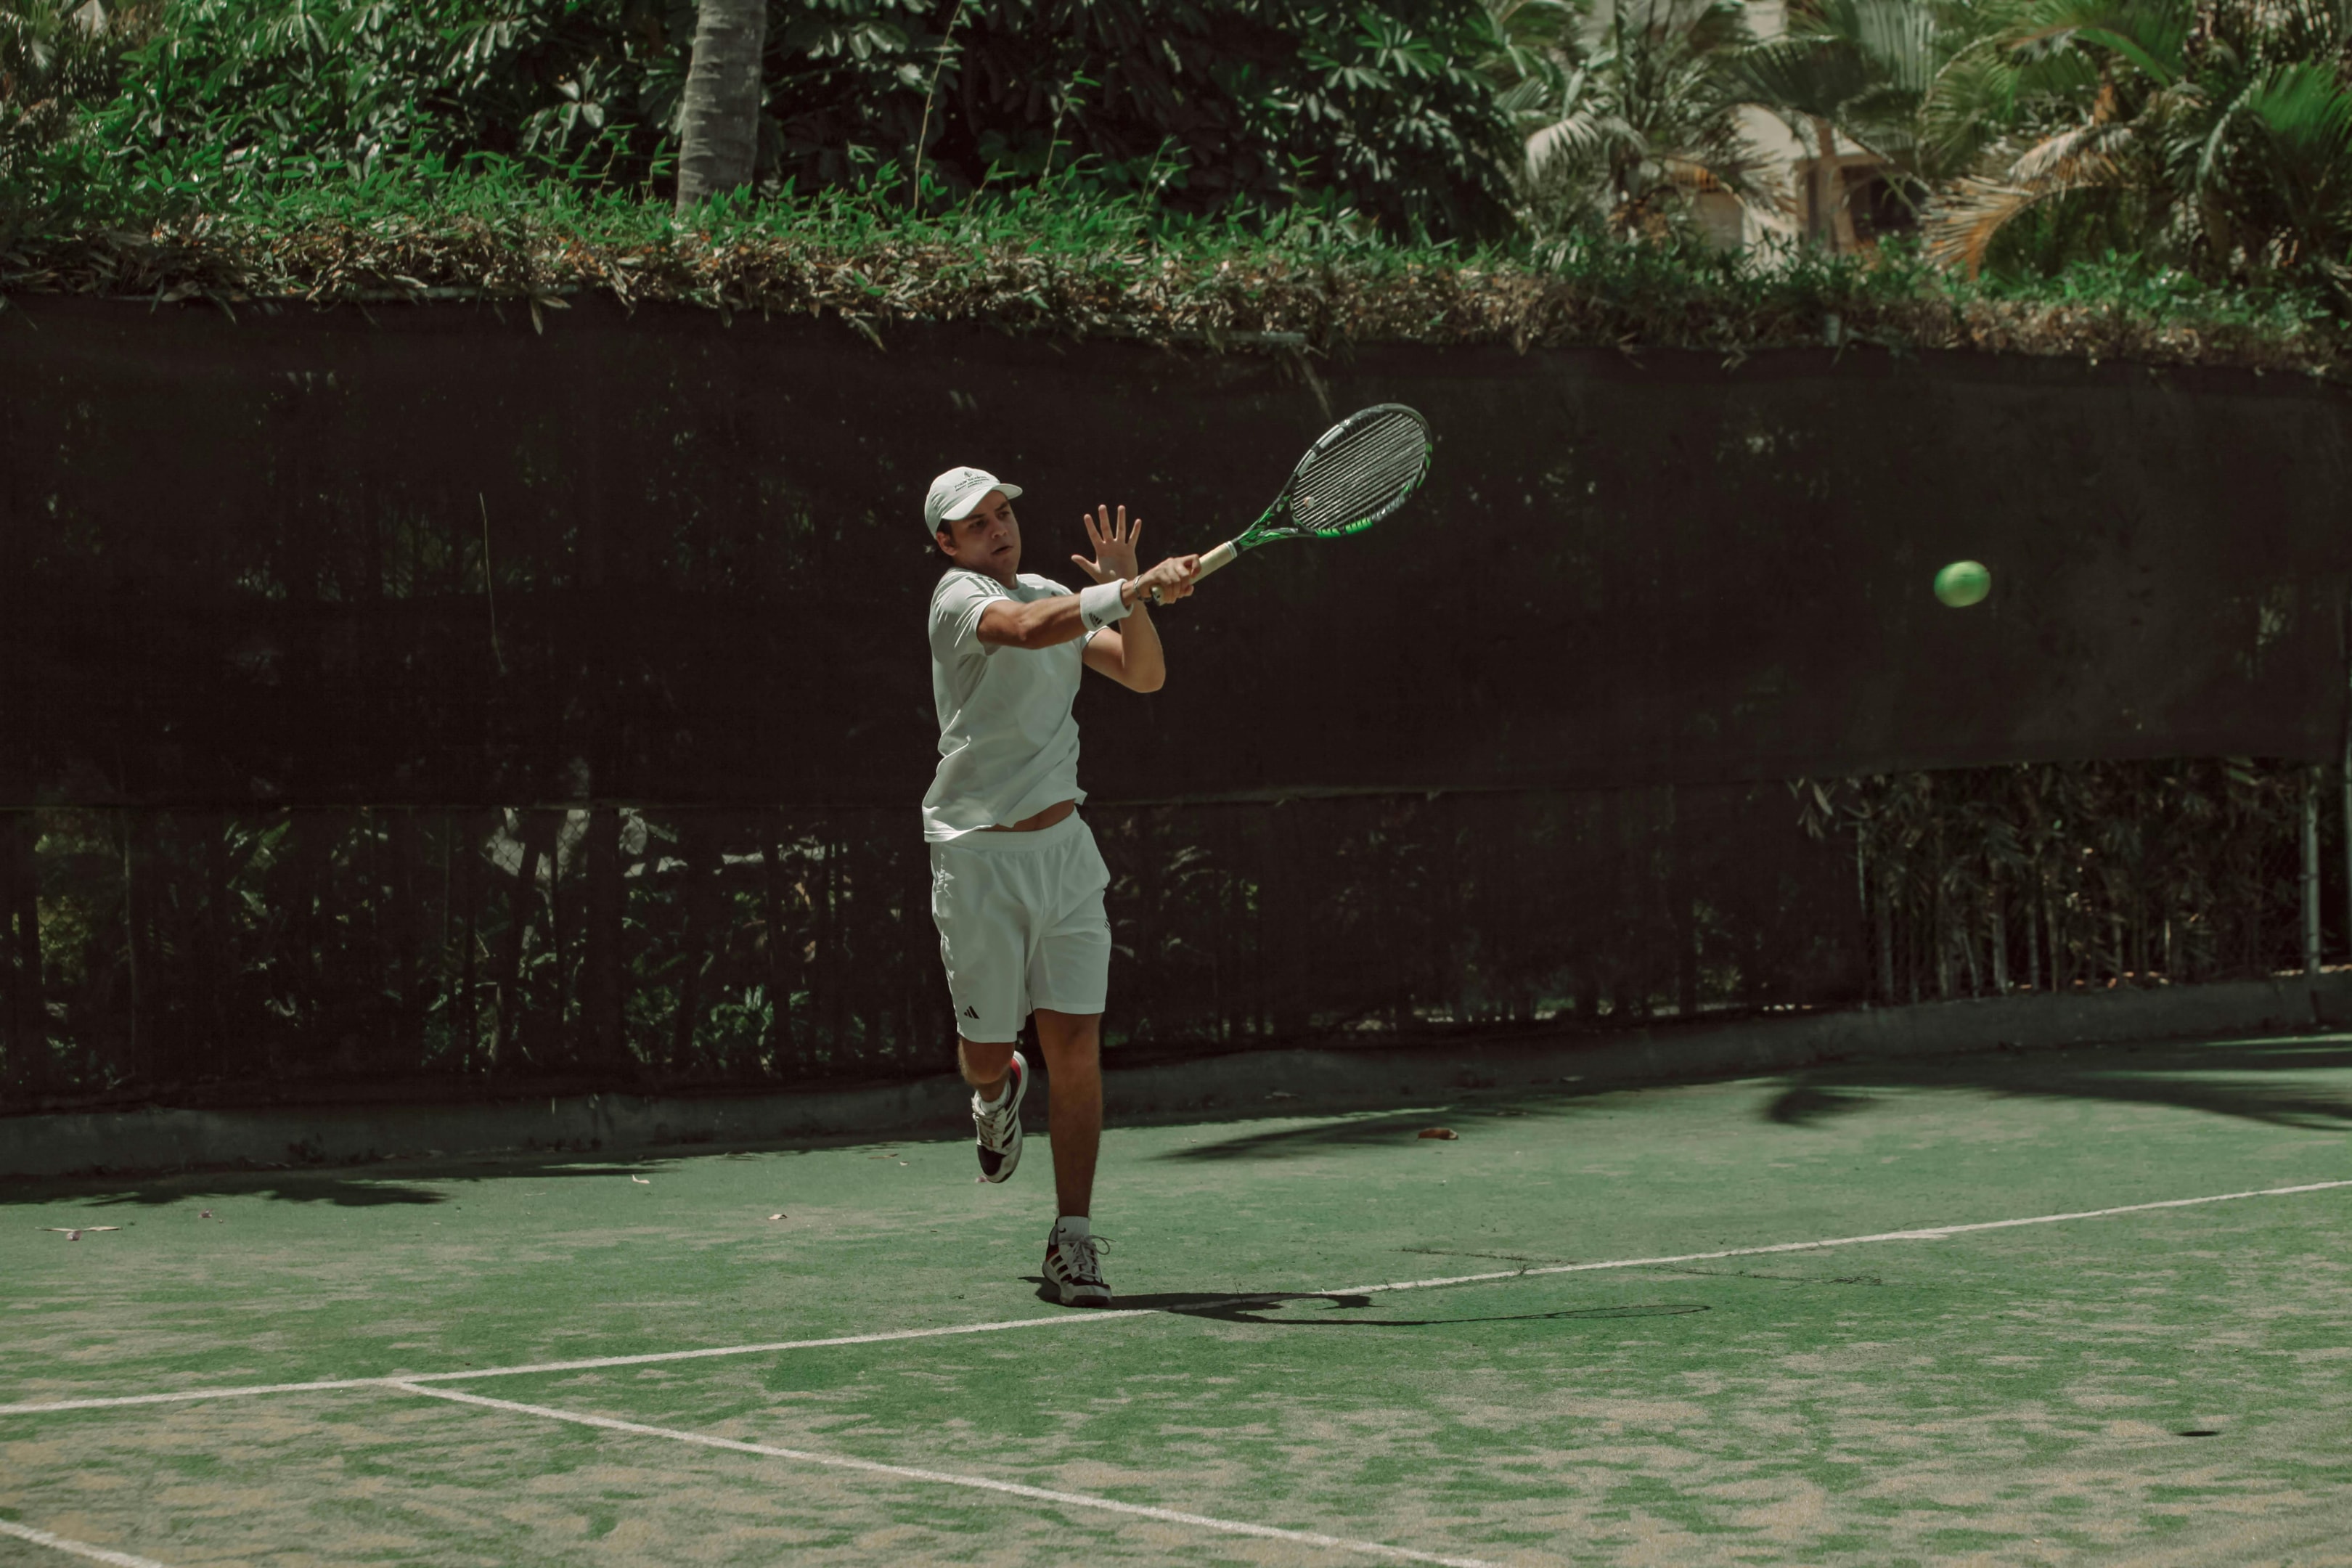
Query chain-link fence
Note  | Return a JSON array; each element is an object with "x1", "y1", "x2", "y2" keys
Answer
[{"x1": 4, "y1": 761, "x2": 2340, "y2": 1108}]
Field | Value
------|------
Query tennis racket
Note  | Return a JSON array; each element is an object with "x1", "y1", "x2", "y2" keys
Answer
[{"x1": 1153, "y1": 404, "x2": 1432, "y2": 602}]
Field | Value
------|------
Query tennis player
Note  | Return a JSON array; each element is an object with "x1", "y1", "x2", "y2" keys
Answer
[{"x1": 923, "y1": 467, "x2": 1198, "y2": 1307}]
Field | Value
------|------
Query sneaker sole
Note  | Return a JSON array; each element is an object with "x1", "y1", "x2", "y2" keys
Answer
[{"x1": 975, "y1": 1054, "x2": 1028, "y2": 1184}]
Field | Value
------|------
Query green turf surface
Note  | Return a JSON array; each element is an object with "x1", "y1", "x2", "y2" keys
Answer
[{"x1": 4, "y1": 1033, "x2": 2350, "y2": 1566}]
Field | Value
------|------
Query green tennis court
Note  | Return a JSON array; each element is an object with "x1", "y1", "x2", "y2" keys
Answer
[{"x1": 6, "y1": 1031, "x2": 2350, "y2": 1567}]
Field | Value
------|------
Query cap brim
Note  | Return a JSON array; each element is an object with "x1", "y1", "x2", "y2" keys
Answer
[{"x1": 941, "y1": 480, "x2": 1021, "y2": 522}]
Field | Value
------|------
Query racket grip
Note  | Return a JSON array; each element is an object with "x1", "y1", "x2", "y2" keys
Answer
[{"x1": 1151, "y1": 539, "x2": 1238, "y2": 603}]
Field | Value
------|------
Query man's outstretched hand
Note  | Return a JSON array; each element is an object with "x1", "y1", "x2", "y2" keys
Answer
[{"x1": 1071, "y1": 504, "x2": 1198, "y2": 603}]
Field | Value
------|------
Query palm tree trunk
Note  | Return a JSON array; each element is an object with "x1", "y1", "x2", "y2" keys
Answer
[
  {"x1": 118, "y1": 817, "x2": 144, "y2": 1085},
  {"x1": 1809, "y1": 119, "x2": 1862, "y2": 253},
  {"x1": 497, "y1": 811, "x2": 547, "y2": 1070},
  {"x1": 760, "y1": 828, "x2": 793, "y2": 1072},
  {"x1": 1988, "y1": 890, "x2": 2009, "y2": 994},
  {"x1": 456, "y1": 813, "x2": 481, "y2": 1072},
  {"x1": 669, "y1": 814, "x2": 714, "y2": 1073},
  {"x1": 391, "y1": 809, "x2": 423, "y2": 1069},
  {"x1": 204, "y1": 814, "x2": 237, "y2": 1076},
  {"x1": 586, "y1": 803, "x2": 626, "y2": 1074},
  {"x1": 675, "y1": 0, "x2": 769, "y2": 213},
  {"x1": 6, "y1": 812, "x2": 44, "y2": 1098},
  {"x1": 1808, "y1": 119, "x2": 1837, "y2": 248}
]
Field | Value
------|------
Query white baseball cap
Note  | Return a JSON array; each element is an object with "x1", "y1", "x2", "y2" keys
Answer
[{"x1": 926, "y1": 466, "x2": 1022, "y2": 534}]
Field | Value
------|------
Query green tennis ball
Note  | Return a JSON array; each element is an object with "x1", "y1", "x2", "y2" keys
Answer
[{"x1": 1934, "y1": 560, "x2": 1991, "y2": 608}]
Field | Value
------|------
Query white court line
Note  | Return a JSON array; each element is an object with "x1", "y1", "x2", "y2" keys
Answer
[
  {"x1": 5, "y1": 1176, "x2": 2348, "y2": 1418},
  {"x1": 393, "y1": 1383, "x2": 1499, "y2": 1568},
  {"x1": 0, "y1": 1321, "x2": 1148, "y2": 1416},
  {"x1": 0, "y1": 1519, "x2": 177, "y2": 1568},
  {"x1": 1320, "y1": 1177, "x2": 2352, "y2": 1297}
]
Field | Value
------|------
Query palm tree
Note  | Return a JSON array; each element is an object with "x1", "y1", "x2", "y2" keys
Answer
[
  {"x1": 674, "y1": 0, "x2": 768, "y2": 214},
  {"x1": 0, "y1": 0, "x2": 117, "y2": 183},
  {"x1": 1922, "y1": 0, "x2": 2352, "y2": 282},
  {"x1": 1487, "y1": 0, "x2": 1783, "y2": 241},
  {"x1": 1725, "y1": 0, "x2": 2057, "y2": 250}
]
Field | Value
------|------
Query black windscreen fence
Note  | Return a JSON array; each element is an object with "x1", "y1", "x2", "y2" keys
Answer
[{"x1": 3, "y1": 298, "x2": 2348, "y2": 1106}]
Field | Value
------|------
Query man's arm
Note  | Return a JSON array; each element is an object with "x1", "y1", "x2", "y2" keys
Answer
[
  {"x1": 979, "y1": 519, "x2": 1196, "y2": 651},
  {"x1": 1079, "y1": 600, "x2": 1167, "y2": 691},
  {"x1": 976, "y1": 589, "x2": 1126, "y2": 651},
  {"x1": 1046, "y1": 503, "x2": 1196, "y2": 688}
]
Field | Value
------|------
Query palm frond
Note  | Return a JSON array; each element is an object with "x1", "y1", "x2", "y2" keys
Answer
[
  {"x1": 1923, "y1": 129, "x2": 2126, "y2": 270},
  {"x1": 2244, "y1": 60, "x2": 2352, "y2": 258}
]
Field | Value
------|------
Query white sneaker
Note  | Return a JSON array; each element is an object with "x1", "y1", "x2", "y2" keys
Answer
[
  {"x1": 1044, "y1": 1225, "x2": 1114, "y2": 1307},
  {"x1": 972, "y1": 1052, "x2": 1027, "y2": 1184}
]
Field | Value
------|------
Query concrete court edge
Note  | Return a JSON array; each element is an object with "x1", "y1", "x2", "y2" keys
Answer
[{"x1": 4, "y1": 973, "x2": 2348, "y2": 1178}]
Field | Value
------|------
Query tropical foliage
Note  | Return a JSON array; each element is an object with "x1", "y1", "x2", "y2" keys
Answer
[
  {"x1": 0, "y1": 0, "x2": 125, "y2": 183},
  {"x1": 1839, "y1": 759, "x2": 2315, "y2": 1003},
  {"x1": 17, "y1": 0, "x2": 2352, "y2": 286},
  {"x1": 1929, "y1": 0, "x2": 2352, "y2": 284},
  {"x1": 1725, "y1": 0, "x2": 2352, "y2": 288},
  {"x1": 1490, "y1": 0, "x2": 1781, "y2": 241},
  {"x1": 7, "y1": 0, "x2": 1516, "y2": 237},
  {"x1": 4, "y1": 4, "x2": 2349, "y2": 1109}
]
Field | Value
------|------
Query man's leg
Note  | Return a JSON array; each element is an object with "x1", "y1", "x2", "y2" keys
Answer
[
  {"x1": 1031, "y1": 1008, "x2": 1101, "y2": 1220},
  {"x1": 959, "y1": 1037, "x2": 1015, "y2": 1096},
  {"x1": 960, "y1": 1034, "x2": 1026, "y2": 1184}
]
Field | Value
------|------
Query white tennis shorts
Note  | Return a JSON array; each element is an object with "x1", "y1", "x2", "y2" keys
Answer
[{"x1": 928, "y1": 811, "x2": 1112, "y2": 1042}]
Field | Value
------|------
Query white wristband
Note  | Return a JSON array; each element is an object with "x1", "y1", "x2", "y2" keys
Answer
[{"x1": 1078, "y1": 579, "x2": 1134, "y2": 632}]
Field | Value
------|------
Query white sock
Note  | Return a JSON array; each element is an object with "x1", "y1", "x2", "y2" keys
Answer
[
  {"x1": 1054, "y1": 1214, "x2": 1090, "y2": 1244},
  {"x1": 974, "y1": 1076, "x2": 1009, "y2": 1106}
]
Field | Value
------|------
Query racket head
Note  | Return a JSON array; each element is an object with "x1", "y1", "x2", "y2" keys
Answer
[{"x1": 1259, "y1": 404, "x2": 1432, "y2": 543}]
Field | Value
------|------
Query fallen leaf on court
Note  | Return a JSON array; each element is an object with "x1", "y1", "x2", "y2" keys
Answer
[
  {"x1": 630, "y1": 1175, "x2": 650, "y2": 1185},
  {"x1": 198, "y1": 1209, "x2": 218, "y2": 1220},
  {"x1": 1418, "y1": 1127, "x2": 1458, "y2": 1140},
  {"x1": 767, "y1": 1213, "x2": 786, "y2": 1221}
]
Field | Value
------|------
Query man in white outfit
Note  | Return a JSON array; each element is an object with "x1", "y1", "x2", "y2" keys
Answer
[{"x1": 923, "y1": 467, "x2": 1199, "y2": 1306}]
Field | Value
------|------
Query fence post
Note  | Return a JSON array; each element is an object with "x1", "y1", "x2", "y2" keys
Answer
[{"x1": 2303, "y1": 767, "x2": 2323, "y2": 977}]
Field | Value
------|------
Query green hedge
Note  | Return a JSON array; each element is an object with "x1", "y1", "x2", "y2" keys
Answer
[{"x1": 4, "y1": 171, "x2": 2347, "y2": 376}]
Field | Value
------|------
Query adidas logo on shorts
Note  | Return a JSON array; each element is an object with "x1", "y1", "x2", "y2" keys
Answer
[{"x1": 963, "y1": 1005, "x2": 979, "y2": 1019}]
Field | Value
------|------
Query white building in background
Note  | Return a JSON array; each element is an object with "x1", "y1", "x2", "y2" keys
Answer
[{"x1": 1591, "y1": 0, "x2": 1908, "y2": 255}]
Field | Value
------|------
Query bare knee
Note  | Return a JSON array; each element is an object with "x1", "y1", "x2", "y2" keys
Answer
[
  {"x1": 958, "y1": 1036, "x2": 1016, "y2": 1088},
  {"x1": 1032, "y1": 1010, "x2": 1101, "y2": 1083}
]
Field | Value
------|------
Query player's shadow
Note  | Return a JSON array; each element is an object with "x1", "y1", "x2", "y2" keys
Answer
[
  {"x1": 1037, "y1": 1282, "x2": 1708, "y2": 1328},
  {"x1": 1151, "y1": 1106, "x2": 1588, "y2": 1162}
]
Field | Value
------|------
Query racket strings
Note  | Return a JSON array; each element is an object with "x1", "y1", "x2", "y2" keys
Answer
[{"x1": 1289, "y1": 415, "x2": 1428, "y2": 534}]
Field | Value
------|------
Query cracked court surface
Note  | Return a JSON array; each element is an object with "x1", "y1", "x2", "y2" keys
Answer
[{"x1": 4, "y1": 1032, "x2": 2351, "y2": 1566}]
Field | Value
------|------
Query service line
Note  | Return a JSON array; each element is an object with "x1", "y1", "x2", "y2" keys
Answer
[
  {"x1": 5, "y1": 1176, "x2": 2348, "y2": 1418},
  {"x1": 394, "y1": 1382, "x2": 1498, "y2": 1567},
  {"x1": 0, "y1": 1519, "x2": 179, "y2": 1568}
]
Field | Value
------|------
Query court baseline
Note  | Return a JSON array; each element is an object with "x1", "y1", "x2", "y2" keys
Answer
[
  {"x1": 393, "y1": 1382, "x2": 1501, "y2": 1568},
  {"x1": 0, "y1": 1519, "x2": 179, "y2": 1568},
  {"x1": 4, "y1": 1177, "x2": 2346, "y2": 1419},
  {"x1": 7, "y1": 1177, "x2": 2348, "y2": 1568}
]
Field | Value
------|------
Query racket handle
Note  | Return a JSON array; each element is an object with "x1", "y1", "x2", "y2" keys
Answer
[{"x1": 1151, "y1": 539, "x2": 1238, "y2": 604}]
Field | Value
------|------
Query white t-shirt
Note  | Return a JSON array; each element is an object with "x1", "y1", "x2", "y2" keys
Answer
[{"x1": 923, "y1": 569, "x2": 1100, "y2": 842}]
